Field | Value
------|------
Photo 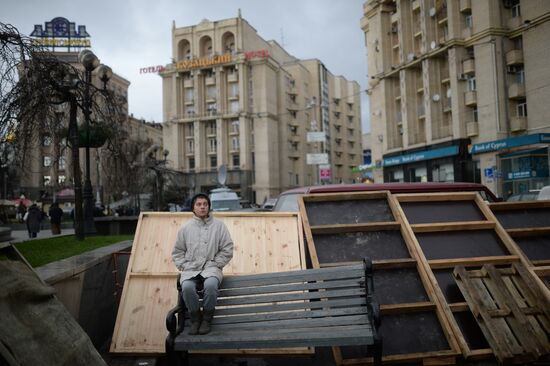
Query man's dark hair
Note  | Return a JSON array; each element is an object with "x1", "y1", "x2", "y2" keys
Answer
[{"x1": 191, "y1": 193, "x2": 211, "y2": 210}]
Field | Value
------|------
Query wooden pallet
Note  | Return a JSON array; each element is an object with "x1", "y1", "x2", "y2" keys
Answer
[
  {"x1": 299, "y1": 191, "x2": 459, "y2": 365},
  {"x1": 454, "y1": 263, "x2": 550, "y2": 364}
]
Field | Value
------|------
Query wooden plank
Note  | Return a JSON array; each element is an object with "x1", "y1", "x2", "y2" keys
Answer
[
  {"x1": 219, "y1": 278, "x2": 363, "y2": 297},
  {"x1": 380, "y1": 301, "x2": 436, "y2": 315},
  {"x1": 310, "y1": 221, "x2": 400, "y2": 234},
  {"x1": 175, "y1": 324, "x2": 374, "y2": 350},
  {"x1": 211, "y1": 306, "x2": 369, "y2": 326},
  {"x1": 207, "y1": 314, "x2": 370, "y2": 331},
  {"x1": 302, "y1": 191, "x2": 388, "y2": 202},
  {"x1": 489, "y1": 200, "x2": 550, "y2": 211},
  {"x1": 319, "y1": 258, "x2": 417, "y2": 269},
  {"x1": 411, "y1": 221, "x2": 495, "y2": 233},
  {"x1": 216, "y1": 287, "x2": 366, "y2": 307},
  {"x1": 395, "y1": 192, "x2": 477, "y2": 202},
  {"x1": 507, "y1": 227, "x2": 550, "y2": 238},
  {"x1": 110, "y1": 212, "x2": 306, "y2": 354},
  {"x1": 428, "y1": 256, "x2": 519, "y2": 269}
]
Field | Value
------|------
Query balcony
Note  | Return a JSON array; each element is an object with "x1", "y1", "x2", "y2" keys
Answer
[
  {"x1": 462, "y1": 58, "x2": 475, "y2": 74},
  {"x1": 206, "y1": 96, "x2": 217, "y2": 103},
  {"x1": 507, "y1": 16, "x2": 522, "y2": 30},
  {"x1": 510, "y1": 116, "x2": 527, "y2": 132},
  {"x1": 228, "y1": 94, "x2": 239, "y2": 101},
  {"x1": 227, "y1": 72, "x2": 238, "y2": 83},
  {"x1": 184, "y1": 79, "x2": 194, "y2": 88},
  {"x1": 459, "y1": 0, "x2": 471, "y2": 13},
  {"x1": 443, "y1": 98, "x2": 452, "y2": 112},
  {"x1": 508, "y1": 83, "x2": 526, "y2": 99},
  {"x1": 466, "y1": 121, "x2": 479, "y2": 137},
  {"x1": 391, "y1": 12, "x2": 399, "y2": 24},
  {"x1": 465, "y1": 91, "x2": 477, "y2": 106},
  {"x1": 506, "y1": 50, "x2": 524, "y2": 65},
  {"x1": 462, "y1": 27, "x2": 472, "y2": 39},
  {"x1": 184, "y1": 99, "x2": 194, "y2": 106}
]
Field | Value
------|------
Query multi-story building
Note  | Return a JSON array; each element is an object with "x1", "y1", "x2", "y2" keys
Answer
[
  {"x1": 362, "y1": 0, "x2": 550, "y2": 198},
  {"x1": 161, "y1": 15, "x2": 362, "y2": 204}
]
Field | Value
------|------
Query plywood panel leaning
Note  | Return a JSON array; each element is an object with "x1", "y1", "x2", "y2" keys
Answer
[{"x1": 110, "y1": 212, "x2": 305, "y2": 354}]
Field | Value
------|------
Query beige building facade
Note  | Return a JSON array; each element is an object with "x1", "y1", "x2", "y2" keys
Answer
[
  {"x1": 161, "y1": 16, "x2": 362, "y2": 204},
  {"x1": 362, "y1": 0, "x2": 550, "y2": 198}
]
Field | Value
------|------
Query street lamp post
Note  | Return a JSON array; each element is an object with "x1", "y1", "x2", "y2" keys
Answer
[{"x1": 78, "y1": 49, "x2": 112, "y2": 234}]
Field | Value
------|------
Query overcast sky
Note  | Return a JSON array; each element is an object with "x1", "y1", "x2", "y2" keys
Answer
[{"x1": 3, "y1": 0, "x2": 370, "y2": 132}]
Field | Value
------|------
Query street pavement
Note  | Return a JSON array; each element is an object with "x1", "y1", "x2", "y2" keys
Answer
[{"x1": 10, "y1": 228, "x2": 75, "y2": 242}]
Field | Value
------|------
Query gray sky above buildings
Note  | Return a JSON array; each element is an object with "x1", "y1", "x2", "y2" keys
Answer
[{"x1": 3, "y1": 0, "x2": 370, "y2": 132}]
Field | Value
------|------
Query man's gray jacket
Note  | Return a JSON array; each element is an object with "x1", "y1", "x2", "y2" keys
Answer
[{"x1": 172, "y1": 215, "x2": 234, "y2": 284}]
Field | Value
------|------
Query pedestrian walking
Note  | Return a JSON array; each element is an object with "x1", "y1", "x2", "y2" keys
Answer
[
  {"x1": 24, "y1": 204, "x2": 42, "y2": 238},
  {"x1": 48, "y1": 202, "x2": 64, "y2": 235}
]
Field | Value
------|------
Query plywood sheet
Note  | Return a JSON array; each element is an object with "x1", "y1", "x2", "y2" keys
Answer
[{"x1": 110, "y1": 212, "x2": 305, "y2": 354}]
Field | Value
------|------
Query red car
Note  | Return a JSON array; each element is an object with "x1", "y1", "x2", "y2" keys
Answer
[{"x1": 272, "y1": 182, "x2": 500, "y2": 212}]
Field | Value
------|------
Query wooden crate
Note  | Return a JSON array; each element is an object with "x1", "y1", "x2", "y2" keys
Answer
[
  {"x1": 299, "y1": 191, "x2": 460, "y2": 365},
  {"x1": 454, "y1": 263, "x2": 550, "y2": 364},
  {"x1": 110, "y1": 212, "x2": 306, "y2": 354}
]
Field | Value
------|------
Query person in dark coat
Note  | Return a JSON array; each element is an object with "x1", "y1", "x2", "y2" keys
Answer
[
  {"x1": 48, "y1": 202, "x2": 64, "y2": 235},
  {"x1": 24, "y1": 204, "x2": 42, "y2": 238}
]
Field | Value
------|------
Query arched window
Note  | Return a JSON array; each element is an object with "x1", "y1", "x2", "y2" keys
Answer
[
  {"x1": 222, "y1": 32, "x2": 235, "y2": 54},
  {"x1": 177, "y1": 39, "x2": 191, "y2": 60},
  {"x1": 200, "y1": 36, "x2": 213, "y2": 57}
]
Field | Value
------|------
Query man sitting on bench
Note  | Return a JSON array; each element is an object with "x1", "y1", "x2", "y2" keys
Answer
[{"x1": 171, "y1": 193, "x2": 234, "y2": 335}]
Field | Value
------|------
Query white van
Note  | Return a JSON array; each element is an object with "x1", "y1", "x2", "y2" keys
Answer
[{"x1": 209, "y1": 187, "x2": 242, "y2": 211}]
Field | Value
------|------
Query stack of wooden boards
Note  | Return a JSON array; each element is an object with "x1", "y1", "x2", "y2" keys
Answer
[{"x1": 111, "y1": 194, "x2": 549, "y2": 365}]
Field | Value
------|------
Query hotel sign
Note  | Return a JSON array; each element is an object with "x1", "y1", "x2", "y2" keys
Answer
[
  {"x1": 30, "y1": 17, "x2": 91, "y2": 50},
  {"x1": 176, "y1": 54, "x2": 232, "y2": 70}
]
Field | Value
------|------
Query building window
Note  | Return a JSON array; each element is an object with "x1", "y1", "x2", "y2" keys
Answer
[
  {"x1": 467, "y1": 76, "x2": 476, "y2": 91},
  {"x1": 43, "y1": 176, "x2": 51, "y2": 186},
  {"x1": 515, "y1": 68, "x2": 525, "y2": 84},
  {"x1": 187, "y1": 139, "x2": 194, "y2": 153},
  {"x1": 465, "y1": 14, "x2": 473, "y2": 28},
  {"x1": 348, "y1": 116, "x2": 353, "y2": 124},
  {"x1": 231, "y1": 120, "x2": 239, "y2": 134},
  {"x1": 207, "y1": 121, "x2": 216, "y2": 135},
  {"x1": 43, "y1": 135, "x2": 52, "y2": 146},
  {"x1": 208, "y1": 138, "x2": 217, "y2": 153},
  {"x1": 230, "y1": 100, "x2": 239, "y2": 113},
  {"x1": 229, "y1": 83, "x2": 238, "y2": 98},
  {"x1": 188, "y1": 157, "x2": 195, "y2": 170},
  {"x1": 511, "y1": 0, "x2": 521, "y2": 18},
  {"x1": 231, "y1": 136, "x2": 240, "y2": 150},
  {"x1": 473, "y1": 108, "x2": 479, "y2": 122},
  {"x1": 207, "y1": 103, "x2": 217, "y2": 116},
  {"x1": 514, "y1": 37, "x2": 523, "y2": 50},
  {"x1": 43, "y1": 156, "x2": 52, "y2": 167},
  {"x1": 59, "y1": 157, "x2": 66, "y2": 170},
  {"x1": 58, "y1": 175, "x2": 66, "y2": 184},
  {"x1": 210, "y1": 156, "x2": 217, "y2": 168},
  {"x1": 185, "y1": 88, "x2": 194, "y2": 101},
  {"x1": 232, "y1": 154, "x2": 240, "y2": 167},
  {"x1": 517, "y1": 100, "x2": 527, "y2": 117},
  {"x1": 186, "y1": 123, "x2": 194, "y2": 136},
  {"x1": 206, "y1": 85, "x2": 216, "y2": 100}
]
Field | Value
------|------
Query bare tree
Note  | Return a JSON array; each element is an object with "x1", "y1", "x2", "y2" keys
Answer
[{"x1": 1, "y1": 23, "x2": 127, "y2": 239}]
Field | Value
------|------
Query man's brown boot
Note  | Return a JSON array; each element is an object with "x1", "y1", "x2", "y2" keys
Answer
[
  {"x1": 198, "y1": 310, "x2": 214, "y2": 335},
  {"x1": 188, "y1": 311, "x2": 202, "y2": 335}
]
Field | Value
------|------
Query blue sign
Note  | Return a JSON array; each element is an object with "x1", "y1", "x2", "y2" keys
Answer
[
  {"x1": 383, "y1": 146, "x2": 459, "y2": 167},
  {"x1": 470, "y1": 133, "x2": 550, "y2": 154},
  {"x1": 30, "y1": 17, "x2": 91, "y2": 49},
  {"x1": 484, "y1": 168, "x2": 493, "y2": 178},
  {"x1": 507, "y1": 171, "x2": 533, "y2": 180}
]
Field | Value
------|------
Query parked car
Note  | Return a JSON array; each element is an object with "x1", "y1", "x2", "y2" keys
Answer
[
  {"x1": 272, "y1": 182, "x2": 500, "y2": 212},
  {"x1": 538, "y1": 185, "x2": 550, "y2": 200},
  {"x1": 506, "y1": 190, "x2": 541, "y2": 202}
]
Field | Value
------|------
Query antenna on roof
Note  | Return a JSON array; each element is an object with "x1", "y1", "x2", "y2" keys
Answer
[
  {"x1": 280, "y1": 28, "x2": 285, "y2": 48},
  {"x1": 238, "y1": 8, "x2": 242, "y2": 19}
]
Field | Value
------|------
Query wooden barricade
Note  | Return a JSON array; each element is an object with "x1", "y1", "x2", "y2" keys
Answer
[
  {"x1": 490, "y1": 201, "x2": 550, "y2": 289},
  {"x1": 299, "y1": 191, "x2": 460, "y2": 365},
  {"x1": 110, "y1": 212, "x2": 306, "y2": 354},
  {"x1": 454, "y1": 263, "x2": 550, "y2": 364}
]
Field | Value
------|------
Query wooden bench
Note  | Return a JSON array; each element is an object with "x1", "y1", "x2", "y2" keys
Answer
[{"x1": 165, "y1": 259, "x2": 382, "y2": 365}]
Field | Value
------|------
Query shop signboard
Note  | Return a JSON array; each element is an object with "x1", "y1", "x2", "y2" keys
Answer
[
  {"x1": 307, "y1": 131, "x2": 326, "y2": 142},
  {"x1": 471, "y1": 133, "x2": 550, "y2": 154},
  {"x1": 307, "y1": 153, "x2": 328, "y2": 165},
  {"x1": 383, "y1": 146, "x2": 459, "y2": 167}
]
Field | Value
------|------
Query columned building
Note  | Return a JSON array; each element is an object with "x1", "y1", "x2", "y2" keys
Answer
[
  {"x1": 161, "y1": 16, "x2": 362, "y2": 204},
  {"x1": 362, "y1": 0, "x2": 550, "y2": 198}
]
